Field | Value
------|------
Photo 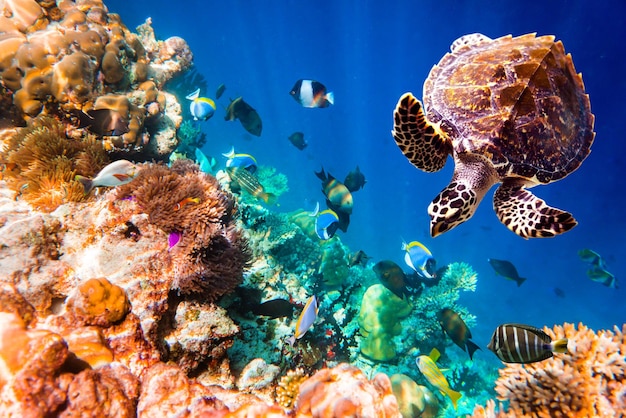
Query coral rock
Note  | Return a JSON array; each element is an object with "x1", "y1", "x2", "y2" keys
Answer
[
  {"x1": 0, "y1": 312, "x2": 68, "y2": 416},
  {"x1": 236, "y1": 357, "x2": 280, "y2": 402},
  {"x1": 295, "y1": 363, "x2": 402, "y2": 417},
  {"x1": 66, "y1": 277, "x2": 130, "y2": 327},
  {"x1": 62, "y1": 326, "x2": 114, "y2": 369}
]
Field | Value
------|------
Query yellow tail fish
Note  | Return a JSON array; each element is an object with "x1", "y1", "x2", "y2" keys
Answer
[{"x1": 416, "y1": 348, "x2": 462, "y2": 410}]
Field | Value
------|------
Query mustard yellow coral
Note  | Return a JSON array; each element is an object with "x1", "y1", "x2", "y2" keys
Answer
[
  {"x1": 275, "y1": 368, "x2": 309, "y2": 409},
  {"x1": 67, "y1": 277, "x2": 130, "y2": 327}
]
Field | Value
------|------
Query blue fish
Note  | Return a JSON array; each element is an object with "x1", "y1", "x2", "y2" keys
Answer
[
  {"x1": 309, "y1": 202, "x2": 339, "y2": 240},
  {"x1": 295, "y1": 295, "x2": 319, "y2": 339},
  {"x1": 194, "y1": 147, "x2": 217, "y2": 173},
  {"x1": 403, "y1": 240, "x2": 436, "y2": 279},
  {"x1": 222, "y1": 147, "x2": 257, "y2": 173},
  {"x1": 186, "y1": 88, "x2": 216, "y2": 121}
]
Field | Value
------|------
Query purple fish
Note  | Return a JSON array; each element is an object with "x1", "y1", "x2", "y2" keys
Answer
[{"x1": 168, "y1": 232, "x2": 181, "y2": 248}]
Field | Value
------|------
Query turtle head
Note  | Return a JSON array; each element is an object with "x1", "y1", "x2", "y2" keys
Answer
[{"x1": 428, "y1": 180, "x2": 479, "y2": 237}]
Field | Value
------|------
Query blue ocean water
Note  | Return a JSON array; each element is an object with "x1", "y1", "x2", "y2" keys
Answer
[{"x1": 107, "y1": 0, "x2": 625, "y2": 348}]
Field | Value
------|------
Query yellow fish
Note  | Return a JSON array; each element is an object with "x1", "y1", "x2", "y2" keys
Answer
[{"x1": 416, "y1": 348, "x2": 462, "y2": 410}]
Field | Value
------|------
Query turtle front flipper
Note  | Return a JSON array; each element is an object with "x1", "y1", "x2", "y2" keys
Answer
[
  {"x1": 493, "y1": 180, "x2": 577, "y2": 239},
  {"x1": 392, "y1": 93, "x2": 451, "y2": 172}
]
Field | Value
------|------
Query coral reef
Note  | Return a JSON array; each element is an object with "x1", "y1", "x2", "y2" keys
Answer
[
  {"x1": 275, "y1": 367, "x2": 309, "y2": 410},
  {"x1": 66, "y1": 277, "x2": 130, "y2": 326},
  {"x1": 358, "y1": 284, "x2": 413, "y2": 361},
  {"x1": 485, "y1": 322, "x2": 626, "y2": 417},
  {"x1": 390, "y1": 373, "x2": 439, "y2": 418}
]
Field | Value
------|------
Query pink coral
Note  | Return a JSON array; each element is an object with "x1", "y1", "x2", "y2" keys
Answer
[
  {"x1": 295, "y1": 363, "x2": 402, "y2": 417},
  {"x1": 486, "y1": 322, "x2": 626, "y2": 417}
]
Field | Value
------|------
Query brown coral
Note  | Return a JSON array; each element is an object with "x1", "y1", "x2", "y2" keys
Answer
[
  {"x1": 490, "y1": 322, "x2": 626, "y2": 417},
  {"x1": 115, "y1": 161, "x2": 250, "y2": 299},
  {"x1": 66, "y1": 277, "x2": 130, "y2": 327}
]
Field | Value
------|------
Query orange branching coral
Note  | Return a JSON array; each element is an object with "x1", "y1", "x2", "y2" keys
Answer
[
  {"x1": 1, "y1": 115, "x2": 109, "y2": 211},
  {"x1": 492, "y1": 322, "x2": 626, "y2": 417},
  {"x1": 115, "y1": 160, "x2": 250, "y2": 299}
]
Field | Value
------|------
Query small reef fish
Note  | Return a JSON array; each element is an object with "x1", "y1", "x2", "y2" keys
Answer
[
  {"x1": 290, "y1": 79, "x2": 334, "y2": 108},
  {"x1": 252, "y1": 298, "x2": 295, "y2": 319},
  {"x1": 75, "y1": 160, "x2": 138, "y2": 193},
  {"x1": 227, "y1": 166, "x2": 276, "y2": 204},
  {"x1": 174, "y1": 197, "x2": 200, "y2": 211},
  {"x1": 488, "y1": 323, "x2": 569, "y2": 364},
  {"x1": 437, "y1": 308, "x2": 480, "y2": 360},
  {"x1": 288, "y1": 132, "x2": 308, "y2": 150},
  {"x1": 343, "y1": 166, "x2": 366, "y2": 192},
  {"x1": 310, "y1": 202, "x2": 339, "y2": 240},
  {"x1": 373, "y1": 260, "x2": 408, "y2": 299},
  {"x1": 222, "y1": 147, "x2": 257, "y2": 173},
  {"x1": 403, "y1": 241, "x2": 436, "y2": 280},
  {"x1": 349, "y1": 250, "x2": 371, "y2": 267},
  {"x1": 185, "y1": 88, "x2": 216, "y2": 121},
  {"x1": 488, "y1": 258, "x2": 527, "y2": 287},
  {"x1": 578, "y1": 248, "x2": 617, "y2": 288},
  {"x1": 416, "y1": 348, "x2": 462, "y2": 410},
  {"x1": 225, "y1": 97, "x2": 262, "y2": 137},
  {"x1": 194, "y1": 147, "x2": 217, "y2": 174},
  {"x1": 315, "y1": 168, "x2": 353, "y2": 214},
  {"x1": 295, "y1": 295, "x2": 319, "y2": 339},
  {"x1": 215, "y1": 83, "x2": 226, "y2": 100},
  {"x1": 74, "y1": 108, "x2": 129, "y2": 136},
  {"x1": 553, "y1": 287, "x2": 565, "y2": 298}
]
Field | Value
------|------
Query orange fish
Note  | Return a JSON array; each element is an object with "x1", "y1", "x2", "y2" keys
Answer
[{"x1": 174, "y1": 197, "x2": 200, "y2": 211}]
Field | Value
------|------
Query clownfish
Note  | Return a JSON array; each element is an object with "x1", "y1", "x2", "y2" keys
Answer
[{"x1": 186, "y1": 88, "x2": 216, "y2": 121}]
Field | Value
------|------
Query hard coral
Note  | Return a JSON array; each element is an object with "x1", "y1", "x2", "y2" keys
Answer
[
  {"x1": 275, "y1": 367, "x2": 309, "y2": 410},
  {"x1": 491, "y1": 322, "x2": 626, "y2": 417},
  {"x1": 115, "y1": 161, "x2": 250, "y2": 299},
  {"x1": 295, "y1": 363, "x2": 402, "y2": 417},
  {"x1": 66, "y1": 277, "x2": 130, "y2": 327}
]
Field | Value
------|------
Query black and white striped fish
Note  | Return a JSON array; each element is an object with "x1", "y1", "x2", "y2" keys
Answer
[{"x1": 487, "y1": 323, "x2": 568, "y2": 364}]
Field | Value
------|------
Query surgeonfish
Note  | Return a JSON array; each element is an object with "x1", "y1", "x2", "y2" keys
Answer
[
  {"x1": 295, "y1": 295, "x2": 319, "y2": 339},
  {"x1": 488, "y1": 323, "x2": 569, "y2": 364},
  {"x1": 290, "y1": 79, "x2": 334, "y2": 108},
  {"x1": 73, "y1": 108, "x2": 129, "y2": 136},
  {"x1": 343, "y1": 166, "x2": 366, "y2": 192},
  {"x1": 403, "y1": 241, "x2": 437, "y2": 280},
  {"x1": 215, "y1": 83, "x2": 226, "y2": 100},
  {"x1": 437, "y1": 308, "x2": 481, "y2": 360},
  {"x1": 288, "y1": 132, "x2": 308, "y2": 150},
  {"x1": 194, "y1": 147, "x2": 217, "y2": 174},
  {"x1": 373, "y1": 260, "x2": 408, "y2": 299},
  {"x1": 227, "y1": 166, "x2": 276, "y2": 204},
  {"x1": 252, "y1": 298, "x2": 295, "y2": 319},
  {"x1": 487, "y1": 258, "x2": 527, "y2": 287},
  {"x1": 578, "y1": 248, "x2": 617, "y2": 288},
  {"x1": 225, "y1": 97, "x2": 262, "y2": 136},
  {"x1": 309, "y1": 202, "x2": 340, "y2": 240},
  {"x1": 416, "y1": 348, "x2": 462, "y2": 410},
  {"x1": 222, "y1": 147, "x2": 257, "y2": 173},
  {"x1": 186, "y1": 88, "x2": 216, "y2": 121},
  {"x1": 75, "y1": 160, "x2": 138, "y2": 193},
  {"x1": 315, "y1": 168, "x2": 353, "y2": 215},
  {"x1": 578, "y1": 248, "x2": 605, "y2": 267}
]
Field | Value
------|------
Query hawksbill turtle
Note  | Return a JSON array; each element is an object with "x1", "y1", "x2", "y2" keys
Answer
[{"x1": 392, "y1": 33, "x2": 595, "y2": 239}]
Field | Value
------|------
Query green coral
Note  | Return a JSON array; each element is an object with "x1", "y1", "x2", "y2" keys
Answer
[
  {"x1": 358, "y1": 284, "x2": 413, "y2": 361},
  {"x1": 256, "y1": 165, "x2": 289, "y2": 198},
  {"x1": 318, "y1": 239, "x2": 350, "y2": 288},
  {"x1": 175, "y1": 120, "x2": 206, "y2": 157}
]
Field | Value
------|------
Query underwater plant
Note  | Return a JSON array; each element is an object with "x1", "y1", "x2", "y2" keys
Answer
[{"x1": 1, "y1": 116, "x2": 109, "y2": 212}]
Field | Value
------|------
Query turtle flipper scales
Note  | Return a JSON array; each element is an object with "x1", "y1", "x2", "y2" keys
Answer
[
  {"x1": 392, "y1": 93, "x2": 451, "y2": 172},
  {"x1": 493, "y1": 179, "x2": 577, "y2": 239}
]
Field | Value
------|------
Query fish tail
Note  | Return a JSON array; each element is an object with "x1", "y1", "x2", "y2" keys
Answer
[
  {"x1": 75, "y1": 175, "x2": 93, "y2": 194},
  {"x1": 466, "y1": 340, "x2": 481, "y2": 360},
  {"x1": 186, "y1": 88, "x2": 200, "y2": 100},
  {"x1": 446, "y1": 388, "x2": 462, "y2": 410},
  {"x1": 260, "y1": 192, "x2": 277, "y2": 205},
  {"x1": 516, "y1": 277, "x2": 527, "y2": 287},
  {"x1": 325, "y1": 91, "x2": 334, "y2": 105},
  {"x1": 552, "y1": 338, "x2": 569, "y2": 354}
]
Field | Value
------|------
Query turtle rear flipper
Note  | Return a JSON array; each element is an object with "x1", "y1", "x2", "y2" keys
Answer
[
  {"x1": 392, "y1": 93, "x2": 451, "y2": 172},
  {"x1": 494, "y1": 179, "x2": 577, "y2": 239}
]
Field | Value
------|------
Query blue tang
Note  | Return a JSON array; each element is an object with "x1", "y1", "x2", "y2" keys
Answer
[
  {"x1": 310, "y1": 202, "x2": 339, "y2": 240},
  {"x1": 223, "y1": 147, "x2": 257, "y2": 173},
  {"x1": 295, "y1": 295, "x2": 319, "y2": 339},
  {"x1": 403, "y1": 240, "x2": 436, "y2": 279},
  {"x1": 186, "y1": 88, "x2": 216, "y2": 121}
]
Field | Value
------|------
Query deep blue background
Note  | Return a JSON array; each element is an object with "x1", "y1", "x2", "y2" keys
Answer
[{"x1": 106, "y1": 0, "x2": 626, "y2": 344}]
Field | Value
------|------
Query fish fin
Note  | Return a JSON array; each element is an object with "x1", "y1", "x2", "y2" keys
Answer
[
  {"x1": 186, "y1": 88, "x2": 200, "y2": 100},
  {"x1": 260, "y1": 192, "x2": 277, "y2": 205},
  {"x1": 466, "y1": 340, "x2": 481, "y2": 360},
  {"x1": 75, "y1": 175, "x2": 93, "y2": 194},
  {"x1": 113, "y1": 173, "x2": 130, "y2": 181},
  {"x1": 325, "y1": 91, "x2": 334, "y2": 105},
  {"x1": 222, "y1": 146, "x2": 235, "y2": 158},
  {"x1": 428, "y1": 347, "x2": 441, "y2": 362},
  {"x1": 446, "y1": 388, "x2": 462, "y2": 410},
  {"x1": 314, "y1": 167, "x2": 327, "y2": 181},
  {"x1": 516, "y1": 277, "x2": 527, "y2": 287},
  {"x1": 552, "y1": 338, "x2": 569, "y2": 354},
  {"x1": 309, "y1": 202, "x2": 320, "y2": 217}
]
